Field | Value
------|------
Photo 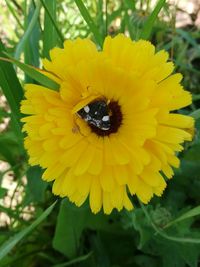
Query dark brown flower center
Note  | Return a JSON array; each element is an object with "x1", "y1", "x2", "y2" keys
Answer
[{"x1": 89, "y1": 101, "x2": 122, "y2": 136}]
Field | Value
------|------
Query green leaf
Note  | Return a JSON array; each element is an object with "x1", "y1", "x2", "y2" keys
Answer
[
  {"x1": 124, "y1": 208, "x2": 154, "y2": 249},
  {"x1": 24, "y1": 1, "x2": 40, "y2": 83},
  {"x1": 140, "y1": 201, "x2": 200, "y2": 244},
  {"x1": 176, "y1": 29, "x2": 200, "y2": 53},
  {"x1": 164, "y1": 205, "x2": 200, "y2": 229},
  {"x1": 1, "y1": 54, "x2": 59, "y2": 91},
  {"x1": 53, "y1": 199, "x2": 88, "y2": 258},
  {"x1": 0, "y1": 40, "x2": 23, "y2": 118},
  {"x1": 4, "y1": 0, "x2": 23, "y2": 29},
  {"x1": 139, "y1": 0, "x2": 166, "y2": 40},
  {"x1": 52, "y1": 252, "x2": 93, "y2": 267},
  {"x1": 41, "y1": 0, "x2": 64, "y2": 57},
  {"x1": 26, "y1": 166, "x2": 48, "y2": 203},
  {"x1": 0, "y1": 201, "x2": 57, "y2": 260},
  {"x1": 14, "y1": 0, "x2": 41, "y2": 59},
  {"x1": 74, "y1": 0, "x2": 104, "y2": 48}
]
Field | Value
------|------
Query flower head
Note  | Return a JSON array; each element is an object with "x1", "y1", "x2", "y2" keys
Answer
[{"x1": 21, "y1": 34, "x2": 194, "y2": 214}]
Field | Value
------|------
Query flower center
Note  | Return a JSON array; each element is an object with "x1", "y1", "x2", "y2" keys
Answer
[{"x1": 89, "y1": 101, "x2": 122, "y2": 136}]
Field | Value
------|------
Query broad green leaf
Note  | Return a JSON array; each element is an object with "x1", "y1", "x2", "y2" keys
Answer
[
  {"x1": 0, "y1": 201, "x2": 57, "y2": 260},
  {"x1": 27, "y1": 166, "x2": 48, "y2": 202},
  {"x1": 1, "y1": 54, "x2": 59, "y2": 91},
  {"x1": 74, "y1": 0, "x2": 104, "y2": 48},
  {"x1": 53, "y1": 199, "x2": 88, "y2": 258},
  {"x1": 154, "y1": 240, "x2": 198, "y2": 267},
  {"x1": 139, "y1": 0, "x2": 166, "y2": 40}
]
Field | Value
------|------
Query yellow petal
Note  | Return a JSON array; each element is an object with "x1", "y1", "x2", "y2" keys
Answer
[
  {"x1": 103, "y1": 192, "x2": 114, "y2": 214},
  {"x1": 73, "y1": 144, "x2": 96, "y2": 175},
  {"x1": 136, "y1": 179, "x2": 153, "y2": 204},
  {"x1": 90, "y1": 178, "x2": 102, "y2": 214},
  {"x1": 88, "y1": 147, "x2": 103, "y2": 175},
  {"x1": 100, "y1": 165, "x2": 115, "y2": 192}
]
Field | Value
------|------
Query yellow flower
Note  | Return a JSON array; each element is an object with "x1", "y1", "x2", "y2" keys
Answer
[{"x1": 21, "y1": 34, "x2": 194, "y2": 214}]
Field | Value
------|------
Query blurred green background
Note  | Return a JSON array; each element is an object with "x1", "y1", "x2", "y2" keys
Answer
[{"x1": 0, "y1": 0, "x2": 200, "y2": 266}]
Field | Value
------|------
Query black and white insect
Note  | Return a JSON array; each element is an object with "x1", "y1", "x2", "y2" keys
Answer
[{"x1": 77, "y1": 99, "x2": 111, "y2": 130}]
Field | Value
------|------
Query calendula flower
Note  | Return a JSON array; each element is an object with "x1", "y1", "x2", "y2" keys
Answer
[{"x1": 21, "y1": 34, "x2": 194, "y2": 214}]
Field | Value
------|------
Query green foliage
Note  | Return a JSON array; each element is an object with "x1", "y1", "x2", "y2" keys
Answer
[
  {"x1": 53, "y1": 199, "x2": 88, "y2": 258},
  {"x1": 139, "y1": 0, "x2": 166, "y2": 40},
  {"x1": 0, "y1": 201, "x2": 57, "y2": 260},
  {"x1": 0, "y1": 0, "x2": 200, "y2": 266}
]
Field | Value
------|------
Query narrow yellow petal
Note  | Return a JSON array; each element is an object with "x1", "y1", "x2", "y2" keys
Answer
[
  {"x1": 136, "y1": 179, "x2": 153, "y2": 204},
  {"x1": 90, "y1": 178, "x2": 102, "y2": 214},
  {"x1": 103, "y1": 192, "x2": 113, "y2": 215},
  {"x1": 110, "y1": 136, "x2": 130, "y2": 165},
  {"x1": 141, "y1": 170, "x2": 163, "y2": 187},
  {"x1": 42, "y1": 163, "x2": 67, "y2": 181},
  {"x1": 100, "y1": 165, "x2": 115, "y2": 192},
  {"x1": 110, "y1": 186, "x2": 125, "y2": 211},
  {"x1": 123, "y1": 193, "x2": 133, "y2": 211},
  {"x1": 104, "y1": 137, "x2": 116, "y2": 165},
  {"x1": 88, "y1": 147, "x2": 103, "y2": 175},
  {"x1": 74, "y1": 145, "x2": 96, "y2": 175},
  {"x1": 77, "y1": 173, "x2": 93, "y2": 196},
  {"x1": 113, "y1": 165, "x2": 129, "y2": 185}
]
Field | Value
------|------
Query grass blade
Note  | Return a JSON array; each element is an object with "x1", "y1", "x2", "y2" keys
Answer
[
  {"x1": 176, "y1": 28, "x2": 200, "y2": 53},
  {"x1": 139, "y1": 0, "x2": 166, "y2": 40},
  {"x1": 4, "y1": 0, "x2": 23, "y2": 29},
  {"x1": 0, "y1": 54, "x2": 59, "y2": 91},
  {"x1": 24, "y1": 1, "x2": 40, "y2": 83},
  {"x1": 0, "y1": 201, "x2": 57, "y2": 260},
  {"x1": 74, "y1": 0, "x2": 104, "y2": 48},
  {"x1": 0, "y1": 41, "x2": 24, "y2": 142},
  {"x1": 0, "y1": 42, "x2": 23, "y2": 116},
  {"x1": 15, "y1": 0, "x2": 41, "y2": 59},
  {"x1": 41, "y1": 0, "x2": 64, "y2": 55}
]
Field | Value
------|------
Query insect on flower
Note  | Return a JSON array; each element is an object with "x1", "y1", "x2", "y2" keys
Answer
[{"x1": 77, "y1": 99, "x2": 111, "y2": 131}]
